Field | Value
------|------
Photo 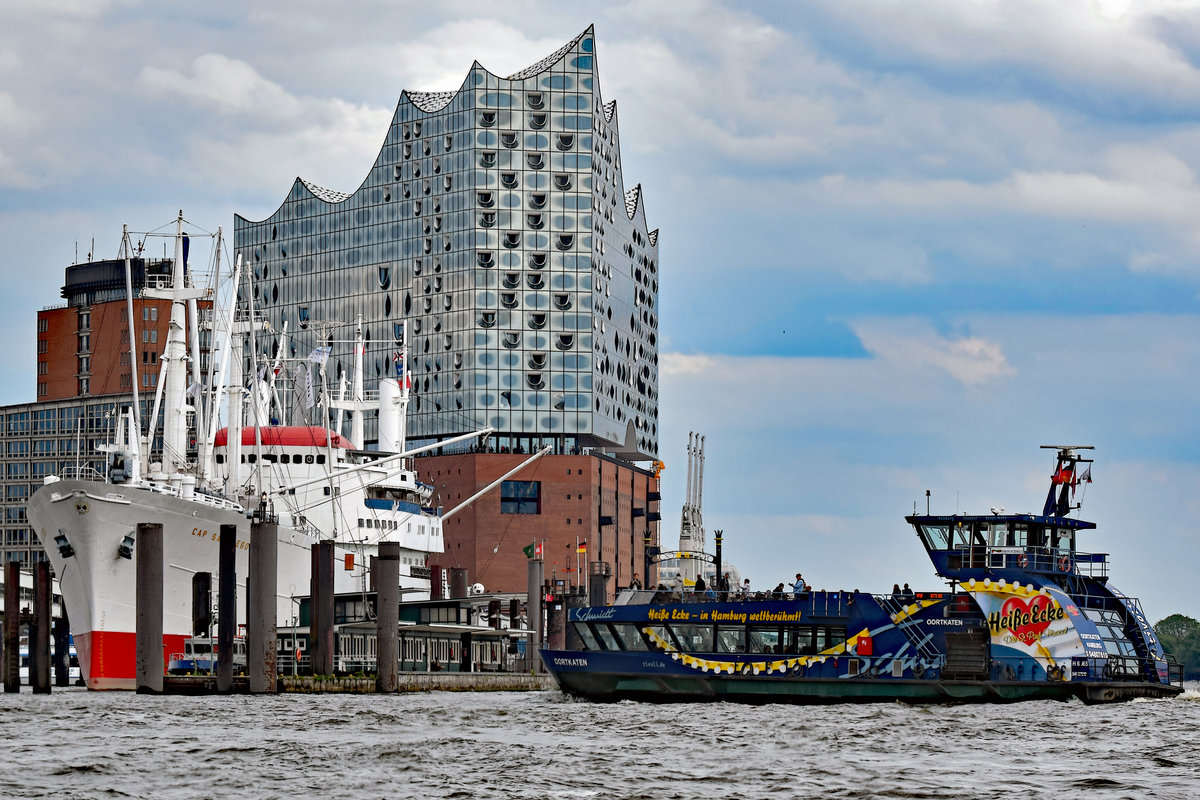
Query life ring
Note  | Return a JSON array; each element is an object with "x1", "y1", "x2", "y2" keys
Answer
[
  {"x1": 1017, "y1": 554, "x2": 1028, "y2": 569},
  {"x1": 1058, "y1": 555, "x2": 1071, "y2": 572},
  {"x1": 791, "y1": 663, "x2": 805, "y2": 677}
]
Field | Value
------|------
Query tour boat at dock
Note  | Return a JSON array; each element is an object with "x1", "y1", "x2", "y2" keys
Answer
[{"x1": 541, "y1": 446, "x2": 1185, "y2": 704}]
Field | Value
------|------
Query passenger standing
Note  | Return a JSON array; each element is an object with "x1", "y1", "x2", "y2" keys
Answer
[
  {"x1": 739, "y1": 578, "x2": 751, "y2": 599},
  {"x1": 718, "y1": 572, "x2": 731, "y2": 601},
  {"x1": 694, "y1": 575, "x2": 707, "y2": 596},
  {"x1": 901, "y1": 582, "x2": 915, "y2": 602},
  {"x1": 792, "y1": 573, "x2": 807, "y2": 597}
]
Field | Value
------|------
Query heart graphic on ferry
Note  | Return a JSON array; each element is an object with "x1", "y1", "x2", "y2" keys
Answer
[{"x1": 999, "y1": 594, "x2": 1056, "y2": 644}]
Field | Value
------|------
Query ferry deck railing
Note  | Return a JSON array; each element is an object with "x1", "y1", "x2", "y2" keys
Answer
[{"x1": 955, "y1": 545, "x2": 1109, "y2": 579}]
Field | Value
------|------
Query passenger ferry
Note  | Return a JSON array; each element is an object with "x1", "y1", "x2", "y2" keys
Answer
[{"x1": 541, "y1": 447, "x2": 1185, "y2": 704}]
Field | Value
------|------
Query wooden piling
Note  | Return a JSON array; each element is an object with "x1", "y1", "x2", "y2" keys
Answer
[
  {"x1": 526, "y1": 558, "x2": 543, "y2": 659},
  {"x1": 247, "y1": 519, "x2": 277, "y2": 694},
  {"x1": 135, "y1": 522, "x2": 164, "y2": 694},
  {"x1": 3, "y1": 562, "x2": 19, "y2": 692},
  {"x1": 32, "y1": 561, "x2": 51, "y2": 693},
  {"x1": 310, "y1": 540, "x2": 335, "y2": 676},
  {"x1": 53, "y1": 613, "x2": 70, "y2": 687},
  {"x1": 217, "y1": 523, "x2": 236, "y2": 692},
  {"x1": 376, "y1": 542, "x2": 400, "y2": 693}
]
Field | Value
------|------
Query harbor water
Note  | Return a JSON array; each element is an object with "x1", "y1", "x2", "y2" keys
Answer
[{"x1": 1, "y1": 686, "x2": 1198, "y2": 799}]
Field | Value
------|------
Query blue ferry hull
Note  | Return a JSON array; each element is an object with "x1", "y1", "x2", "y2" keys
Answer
[{"x1": 541, "y1": 647, "x2": 1179, "y2": 705}]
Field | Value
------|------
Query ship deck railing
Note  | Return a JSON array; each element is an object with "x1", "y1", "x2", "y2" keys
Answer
[
  {"x1": 628, "y1": 587, "x2": 856, "y2": 617},
  {"x1": 55, "y1": 465, "x2": 106, "y2": 482},
  {"x1": 951, "y1": 545, "x2": 1109, "y2": 579}
]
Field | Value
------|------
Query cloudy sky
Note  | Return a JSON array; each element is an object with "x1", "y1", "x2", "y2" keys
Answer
[{"x1": 2, "y1": 0, "x2": 1198, "y2": 621}]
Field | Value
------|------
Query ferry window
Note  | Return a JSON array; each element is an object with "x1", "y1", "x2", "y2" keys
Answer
[
  {"x1": 591, "y1": 624, "x2": 621, "y2": 652},
  {"x1": 608, "y1": 623, "x2": 649, "y2": 651},
  {"x1": 500, "y1": 480, "x2": 540, "y2": 514},
  {"x1": 669, "y1": 624, "x2": 713, "y2": 652},
  {"x1": 1009, "y1": 524, "x2": 1029, "y2": 547},
  {"x1": 1054, "y1": 528, "x2": 1072, "y2": 552},
  {"x1": 747, "y1": 626, "x2": 780, "y2": 654},
  {"x1": 716, "y1": 626, "x2": 743, "y2": 653},
  {"x1": 919, "y1": 525, "x2": 950, "y2": 549},
  {"x1": 786, "y1": 627, "x2": 815, "y2": 655},
  {"x1": 986, "y1": 524, "x2": 1009, "y2": 547}
]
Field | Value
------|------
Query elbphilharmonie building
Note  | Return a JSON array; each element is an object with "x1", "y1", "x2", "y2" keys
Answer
[{"x1": 235, "y1": 26, "x2": 659, "y2": 461}]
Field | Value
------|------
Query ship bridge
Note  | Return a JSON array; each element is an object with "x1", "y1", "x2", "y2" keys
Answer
[{"x1": 906, "y1": 514, "x2": 1107, "y2": 581}]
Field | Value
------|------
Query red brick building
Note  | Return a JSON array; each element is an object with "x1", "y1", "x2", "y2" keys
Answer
[
  {"x1": 36, "y1": 258, "x2": 208, "y2": 402},
  {"x1": 419, "y1": 452, "x2": 662, "y2": 601}
]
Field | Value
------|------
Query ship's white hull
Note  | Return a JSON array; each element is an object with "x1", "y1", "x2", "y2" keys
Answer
[{"x1": 28, "y1": 479, "x2": 398, "y2": 690}]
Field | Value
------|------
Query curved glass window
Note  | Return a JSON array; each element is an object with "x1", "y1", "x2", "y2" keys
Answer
[
  {"x1": 526, "y1": 153, "x2": 545, "y2": 170},
  {"x1": 529, "y1": 193, "x2": 547, "y2": 209},
  {"x1": 479, "y1": 111, "x2": 497, "y2": 127},
  {"x1": 555, "y1": 334, "x2": 574, "y2": 351},
  {"x1": 501, "y1": 131, "x2": 519, "y2": 149},
  {"x1": 529, "y1": 113, "x2": 547, "y2": 130},
  {"x1": 477, "y1": 251, "x2": 495, "y2": 268},
  {"x1": 503, "y1": 232, "x2": 521, "y2": 249},
  {"x1": 526, "y1": 92, "x2": 545, "y2": 109},
  {"x1": 529, "y1": 251, "x2": 548, "y2": 268},
  {"x1": 553, "y1": 174, "x2": 572, "y2": 190},
  {"x1": 556, "y1": 234, "x2": 574, "y2": 251},
  {"x1": 502, "y1": 332, "x2": 521, "y2": 349},
  {"x1": 527, "y1": 213, "x2": 544, "y2": 230},
  {"x1": 478, "y1": 312, "x2": 496, "y2": 328},
  {"x1": 479, "y1": 151, "x2": 497, "y2": 168},
  {"x1": 528, "y1": 313, "x2": 547, "y2": 330},
  {"x1": 556, "y1": 134, "x2": 574, "y2": 151}
]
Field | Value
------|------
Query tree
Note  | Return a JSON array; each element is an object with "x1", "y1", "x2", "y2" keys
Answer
[{"x1": 1154, "y1": 614, "x2": 1200, "y2": 681}]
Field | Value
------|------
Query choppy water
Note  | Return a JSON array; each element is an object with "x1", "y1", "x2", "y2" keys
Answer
[{"x1": 0, "y1": 685, "x2": 1198, "y2": 799}]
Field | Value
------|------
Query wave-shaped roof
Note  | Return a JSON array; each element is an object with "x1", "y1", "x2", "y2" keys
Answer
[
  {"x1": 506, "y1": 27, "x2": 592, "y2": 81},
  {"x1": 624, "y1": 186, "x2": 641, "y2": 219},
  {"x1": 408, "y1": 90, "x2": 457, "y2": 113},
  {"x1": 300, "y1": 179, "x2": 352, "y2": 204}
]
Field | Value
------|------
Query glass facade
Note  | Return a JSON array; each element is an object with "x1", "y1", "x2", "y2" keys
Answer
[{"x1": 235, "y1": 26, "x2": 659, "y2": 459}]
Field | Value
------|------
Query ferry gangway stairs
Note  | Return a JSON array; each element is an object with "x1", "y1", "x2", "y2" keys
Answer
[{"x1": 877, "y1": 595, "x2": 943, "y2": 668}]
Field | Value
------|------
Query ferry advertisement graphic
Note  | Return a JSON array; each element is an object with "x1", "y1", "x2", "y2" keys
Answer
[{"x1": 963, "y1": 580, "x2": 1087, "y2": 666}]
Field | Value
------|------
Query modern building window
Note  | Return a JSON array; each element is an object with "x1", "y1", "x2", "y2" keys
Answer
[{"x1": 500, "y1": 480, "x2": 540, "y2": 515}]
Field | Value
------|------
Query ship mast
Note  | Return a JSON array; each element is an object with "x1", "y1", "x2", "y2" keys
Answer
[{"x1": 142, "y1": 212, "x2": 206, "y2": 475}]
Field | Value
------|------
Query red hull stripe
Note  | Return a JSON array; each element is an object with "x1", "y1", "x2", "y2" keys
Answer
[{"x1": 76, "y1": 630, "x2": 189, "y2": 690}]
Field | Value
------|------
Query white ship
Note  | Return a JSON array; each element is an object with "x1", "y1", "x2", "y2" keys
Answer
[{"x1": 27, "y1": 215, "x2": 469, "y2": 689}]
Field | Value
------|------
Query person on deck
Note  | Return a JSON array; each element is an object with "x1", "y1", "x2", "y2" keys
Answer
[
  {"x1": 793, "y1": 573, "x2": 808, "y2": 597},
  {"x1": 901, "y1": 583, "x2": 915, "y2": 602}
]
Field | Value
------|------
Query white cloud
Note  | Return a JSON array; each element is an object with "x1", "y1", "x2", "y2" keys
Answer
[
  {"x1": 139, "y1": 54, "x2": 304, "y2": 118},
  {"x1": 854, "y1": 323, "x2": 1017, "y2": 387}
]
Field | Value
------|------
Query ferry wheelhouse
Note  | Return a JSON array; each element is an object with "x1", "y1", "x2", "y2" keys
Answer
[{"x1": 540, "y1": 447, "x2": 1184, "y2": 704}]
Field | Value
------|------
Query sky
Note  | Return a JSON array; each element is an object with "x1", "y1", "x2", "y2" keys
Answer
[{"x1": 1, "y1": 0, "x2": 1198, "y2": 621}]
